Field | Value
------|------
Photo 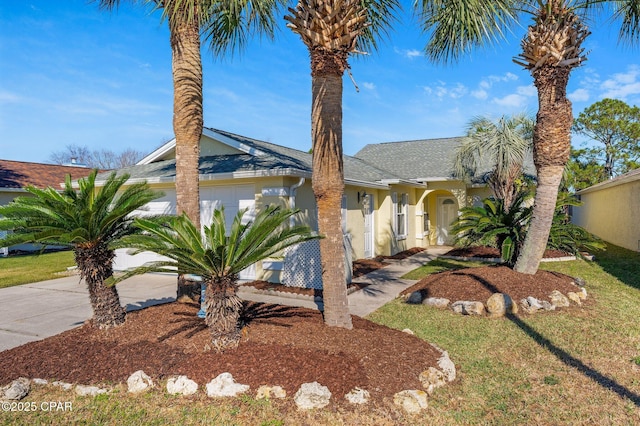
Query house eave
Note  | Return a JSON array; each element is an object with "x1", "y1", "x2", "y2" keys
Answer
[{"x1": 577, "y1": 169, "x2": 640, "y2": 195}]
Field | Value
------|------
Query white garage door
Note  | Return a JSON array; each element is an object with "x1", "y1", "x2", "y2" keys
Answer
[{"x1": 114, "y1": 185, "x2": 257, "y2": 280}]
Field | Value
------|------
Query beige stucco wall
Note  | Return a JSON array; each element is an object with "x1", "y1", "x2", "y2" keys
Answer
[{"x1": 573, "y1": 177, "x2": 640, "y2": 252}]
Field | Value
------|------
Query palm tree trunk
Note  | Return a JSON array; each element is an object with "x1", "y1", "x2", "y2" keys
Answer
[
  {"x1": 515, "y1": 66, "x2": 571, "y2": 274},
  {"x1": 169, "y1": 8, "x2": 203, "y2": 301},
  {"x1": 204, "y1": 276, "x2": 243, "y2": 351},
  {"x1": 311, "y1": 47, "x2": 352, "y2": 329},
  {"x1": 75, "y1": 245, "x2": 125, "y2": 329}
]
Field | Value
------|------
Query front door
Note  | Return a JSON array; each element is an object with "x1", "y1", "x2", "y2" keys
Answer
[
  {"x1": 437, "y1": 197, "x2": 457, "y2": 245},
  {"x1": 363, "y1": 194, "x2": 374, "y2": 258}
]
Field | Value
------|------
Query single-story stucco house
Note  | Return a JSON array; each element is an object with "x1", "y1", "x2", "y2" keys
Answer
[
  {"x1": 0, "y1": 159, "x2": 96, "y2": 255},
  {"x1": 572, "y1": 167, "x2": 640, "y2": 252},
  {"x1": 96, "y1": 128, "x2": 493, "y2": 284}
]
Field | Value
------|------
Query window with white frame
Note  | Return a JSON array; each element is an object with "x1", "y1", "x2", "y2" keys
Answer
[{"x1": 392, "y1": 192, "x2": 408, "y2": 239}]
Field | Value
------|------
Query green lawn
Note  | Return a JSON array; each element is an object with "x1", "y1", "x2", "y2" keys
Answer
[
  {"x1": 2, "y1": 244, "x2": 639, "y2": 425},
  {"x1": 0, "y1": 250, "x2": 76, "y2": 288}
]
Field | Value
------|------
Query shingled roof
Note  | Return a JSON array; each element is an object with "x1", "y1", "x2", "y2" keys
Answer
[{"x1": 0, "y1": 159, "x2": 95, "y2": 190}]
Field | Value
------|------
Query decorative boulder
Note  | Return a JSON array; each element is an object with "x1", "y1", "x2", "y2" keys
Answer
[
  {"x1": 294, "y1": 382, "x2": 332, "y2": 409},
  {"x1": 1, "y1": 378, "x2": 30, "y2": 400},
  {"x1": 128, "y1": 370, "x2": 154, "y2": 394},
  {"x1": 578, "y1": 287, "x2": 587, "y2": 299},
  {"x1": 419, "y1": 367, "x2": 447, "y2": 395},
  {"x1": 486, "y1": 293, "x2": 517, "y2": 317},
  {"x1": 574, "y1": 277, "x2": 586, "y2": 287},
  {"x1": 406, "y1": 291, "x2": 423, "y2": 304},
  {"x1": 255, "y1": 385, "x2": 286, "y2": 400},
  {"x1": 451, "y1": 301, "x2": 486, "y2": 316},
  {"x1": 549, "y1": 290, "x2": 570, "y2": 308},
  {"x1": 521, "y1": 297, "x2": 544, "y2": 314},
  {"x1": 52, "y1": 381, "x2": 74, "y2": 391},
  {"x1": 423, "y1": 297, "x2": 450, "y2": 309},
  {"x1": 541, "y1": 300, "x2": 556, "y2": 311},
  {"x1": 166, "y1": 376, "x2": 198, "y2": 396},
  {"x1": 206, "y1": 373, "x2": 249, "y2": 398},
  {"x1": 393, "y1": 390, "x2": 428, "y2": 414},
  {"x1": 32, "y1": 378, "x2": 48, "y2": 386},
  {"x1": 75, "y1": 385, "x2": 108, "y2": 397},
  {"x1": 402, "y1": 328, "x2": 415, "y2": 335},
  {"x1": 567, "y1": 292, "x2": 582, "y2": 305},
  {"x1": 438, "y1": 350, "x2": 457, "y2": 382},
  {"x1": 345, "y1": 387, "x2": 370, "y2": 404}
]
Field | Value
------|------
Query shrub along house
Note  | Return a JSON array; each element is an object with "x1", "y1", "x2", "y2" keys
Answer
[{"x1": 99, "y1": 128, "x2": 491, "y2": 284}]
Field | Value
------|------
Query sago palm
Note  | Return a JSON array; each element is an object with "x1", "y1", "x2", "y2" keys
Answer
[
  {"x1": 285, "y1": 0, "x2": 400, "y2": 329},
  {"x1": 454, "y1": 113, "x2": 533, "y2": 213},
  {"x1": 0, "y1": 170, "x2": 163, "y2": 329},
  {"x1": 114, "y1": 206, "x2": 319, "y2": 351},
  {"x1": 416, "y1": 0, "x2": 640, "y2": 274}
]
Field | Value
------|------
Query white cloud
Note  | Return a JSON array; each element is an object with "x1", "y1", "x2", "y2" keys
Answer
[
  {"x1": 516, "y1": 85, "x2": 536, "y2": 97},
  {"x1": 600, "y1": 65, "x2": 640, "y2": 98},
  {"x1": 478, "y1": 72, "x2": 519, "y2": 90},
  {"x1": 569, "y1": 88, "x2": 590, "y2": 102},
  {"x1": 471, "y1": 89, "x2": 488, "y2": 100},
  {"x1": 0, "y1": 91, "x2": 23, "y2": 103},
  {"x1": 493, "y1": 94, "x2": 527, "y2": 108},
  {"x1": 394, "y1": 47, "x2": 422, "y2": 59},
  {"x1": 423, "y1": 82, "x2": 468, "y2": 99},
  {"x1": 362, "y1": 82, "x2": 376, "y2": 91}
]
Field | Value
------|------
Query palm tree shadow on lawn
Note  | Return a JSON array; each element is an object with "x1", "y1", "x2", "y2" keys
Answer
[{"x1": 506, "y1": 313, "x2": 640, "y2": 407}]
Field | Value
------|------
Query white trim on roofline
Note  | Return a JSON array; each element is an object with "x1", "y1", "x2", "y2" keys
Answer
[
  {"x1": 137, "y1": 128, "x2": 267, "y2": 165},
  {"x1": 380, "y1": 179, "x2": 426, "y2": 188},
  {"x1": 0, "y1": 188, "x2": 29, "y2": 193}
]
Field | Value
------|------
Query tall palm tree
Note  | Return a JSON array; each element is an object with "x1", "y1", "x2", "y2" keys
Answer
[
  {"x1": 454, "y1": 113, "x2": 533, "y2": 213},
  {"x1": 96, "y1": 0, "x2": 285, "y2": 297},
  {"x1": 417, "y1": 0, "x2": 640, "y2": 275},
  {"x1": 0, "y1": 171, "x2": 162, "y2": 329},
  {"x1": 285, "y1": 0, "x2": 400, "y2": 329},
  {"x1": 114, "y1": 206, "x2": 319, "y2": 351}
]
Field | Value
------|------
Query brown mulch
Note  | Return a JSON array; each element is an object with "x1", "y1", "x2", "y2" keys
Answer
[
  {"x1": 0, "y1": 245, "x2": 585, "y2": 405},
  {"x1": 0, "y1": 302, "x2": 441, "y2": 404},
  {"x1": 444, "y1": 246, "x2": 571, "y2": 259}
]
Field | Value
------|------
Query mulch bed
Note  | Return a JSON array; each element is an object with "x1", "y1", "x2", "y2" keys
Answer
[
  {"x1": 0, "y1": 302, "x2": 442, "y2": 404},
  {"x1": 444, "y1": 246, "x2": 571, "y2": 260}
]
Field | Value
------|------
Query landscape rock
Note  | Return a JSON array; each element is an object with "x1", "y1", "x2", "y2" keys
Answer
[
  {"x1": 567, "y1": 292, "x2": 582, "y2": 306},
  {"x1": 393, "y1": 390, "x2": 428, "y2": 413},
  {"x1": 32, "y1": 378, "x2": 48, "y2": 386},
  {"x1": 294, "y1": 382, "x2": 332, "y2": 409},
  {"x1": 574, "y1": 277, "x2": 586, "y2": 287},
  {"x1": 402, "y1": 328, "x2": 415, "y2": 335},
  {"x1": 486, "y1": 293, "x2": 517, "y2": 317},
  {"x1": 419, "y1": 367, "x2": 447, "y2": 395},
  {"x1": 52, "y1": 381, "x2": 74, "y2": 391},
  {"x1": 406, "y1": 291, "x2": 423, "y2": 304},
  {"x1": 1, "y1": 378, "x2": 30, "y2": 400},
  {"x1": 451, "y1": 301, "x2": 486, "y2": 316},
  {"x1": 127, "y1": 370, "x2": 154, "y2": 394},
  {"x1": 166, "y1": 376, "x2": 198, "y2": 396},
  {"x1": 578, "y1": 287, "x2": 588, "y2": 299},
  {"x1": 75, "y1": 385, "x2": 108, "y2": 397},
  {"x1": 206, "y1": 373, "x2": 249, "y2": 398},
  {"x1": 521, "y1": 296, "x2": 544, "y2": 314},
  {"x1": 541, "y1": 300, "x2": 556, "y2": 311},
  {"x1": 422, "y1": 297, "x2": 450, "y2": 309},
  {"x1": 255, "y1": 385, "x2": 286, "y2": 399},
  {"x1": 437, "y1": 350, "x2": 457, "y2": 382},
  {"x1": 344, "y1": 387, "x2": 370, "y2": 404},
  {"x1": 549, "y1": 290, "x2": 570, "y2": 308}
]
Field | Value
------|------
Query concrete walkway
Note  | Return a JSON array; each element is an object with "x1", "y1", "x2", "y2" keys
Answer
[{"x1": 0, "y1": 246, "x2": 451, "y2": 352}]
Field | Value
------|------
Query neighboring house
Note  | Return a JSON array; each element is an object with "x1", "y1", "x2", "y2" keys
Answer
[
  {"x1": 572, "y1": 168, "x2": 640, "y2": 252},
  {"x1": 98, "y1": 128, "x2": 492, "y2": 283},
  {"x1": 0, "y1": 159, "x2": 96, "y2": 255}
]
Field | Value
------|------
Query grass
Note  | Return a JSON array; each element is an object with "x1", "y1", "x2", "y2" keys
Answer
[
  {"x1": 2, "y1": 243, "x2": 640, "y2": 425},
  {"x1": 0, "y1": 251, "x2": 76, "y2": 288}
]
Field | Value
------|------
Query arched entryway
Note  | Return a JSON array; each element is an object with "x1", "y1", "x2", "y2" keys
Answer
[{"x1": 436, "y1": 196, "x2": 458, "y2": 245}]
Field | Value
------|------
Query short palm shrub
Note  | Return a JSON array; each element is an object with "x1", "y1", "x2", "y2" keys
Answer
[
  {"x1": 0, "y1": 170, "x2": 163, "y2": 328},
  {"x1": 451, "y1": 190, "x2": 604, "y2": 266},
  {"x1": 115, "y1": 205, "x2": 320, "y2": 351}
]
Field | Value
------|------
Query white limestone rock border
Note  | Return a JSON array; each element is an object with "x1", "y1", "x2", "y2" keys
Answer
[
  {"x1": 166, "y1": 375, "x2": 198, "y2": 396},
  {"x1": 294, "y1": 382, "x2": 332, "y2": 410},
  {"x1": 393, "y1": 389, "x2": 428, "y2": 414},
  {"x1": 206, "y1": 373, "x2": 249, "y2": 398},
  {"x1": 344, "y1": 387, "x2": 370, "y2": 404},
  {"x1": 75, "y1": 385, "x2": 109, "y2": 397},
  {"x1": 127, "y1": 370, "x2": 154, "y2": 394},
  {"x1": 255, "y1": 385, "x2": 286, "y2": 400},
  {"x1": 1, "y1": 378, "x2": 30, "y2": 401}
]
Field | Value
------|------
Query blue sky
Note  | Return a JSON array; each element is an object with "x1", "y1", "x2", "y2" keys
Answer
[{"x1": 1, "y1": 1, "x2": 639, "y2": 163}]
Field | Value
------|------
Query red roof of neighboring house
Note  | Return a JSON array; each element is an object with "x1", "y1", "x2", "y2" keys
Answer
[{"x1": 0, "y1": 159, "x2": 98, "y2": 190}]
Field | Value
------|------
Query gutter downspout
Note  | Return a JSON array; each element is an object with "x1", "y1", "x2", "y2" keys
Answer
[{"x1": 289, "y1": 178, "x2": 305, "y2": 227}]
